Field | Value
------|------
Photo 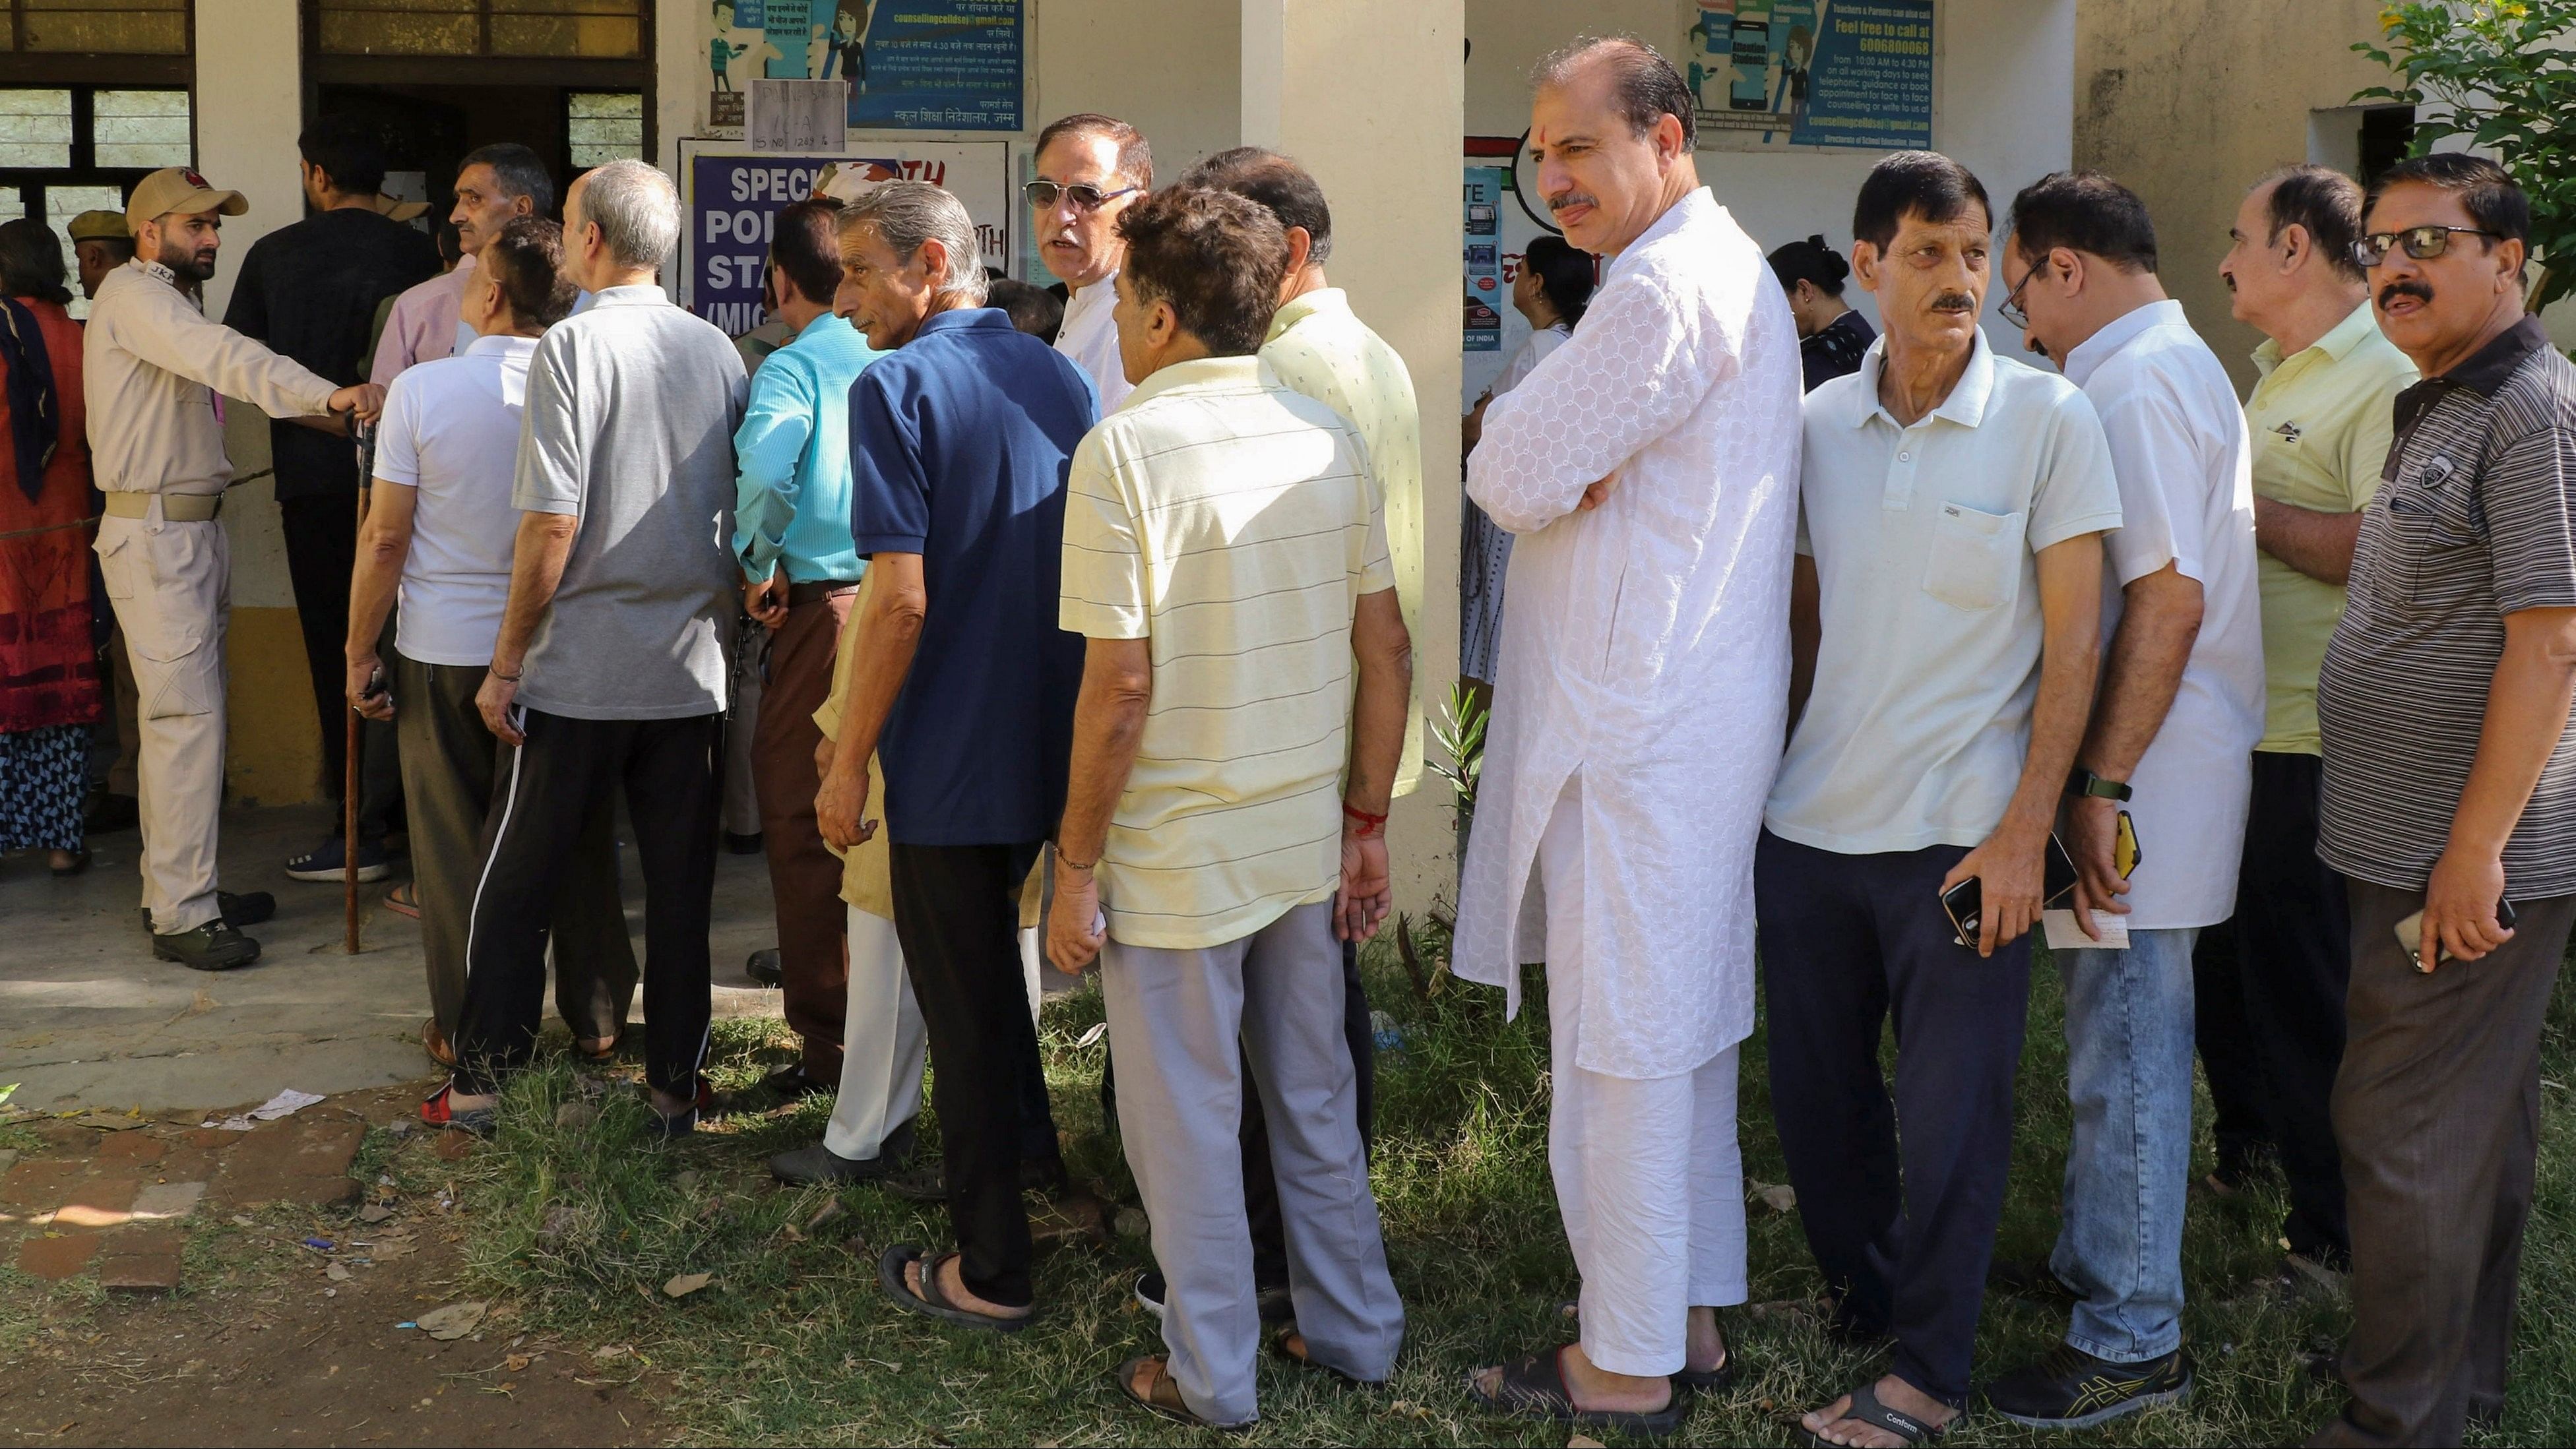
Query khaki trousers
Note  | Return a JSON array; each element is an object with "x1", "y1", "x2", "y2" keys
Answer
[
  {"x1": 753, "y1": 590, "x2": 856, "y2": 1074},
  {"x1": 94, "y1": 509, "x2": 228, "y2": 935}
]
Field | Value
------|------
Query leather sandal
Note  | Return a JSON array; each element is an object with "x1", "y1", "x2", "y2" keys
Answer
[
  {"x1": 1114, "y1": 1355, "x2": 1249, "y2": 1430},
  {"x1": 421, "y1": 1017, "x2": 456, "y2": 1067},
  {"x1": 1466, "y1": 1345, "x2": 1683, "y2": 1439},
  {"x1": 877, "y1": 1244, "x2": 1030, "y2": 1333}
]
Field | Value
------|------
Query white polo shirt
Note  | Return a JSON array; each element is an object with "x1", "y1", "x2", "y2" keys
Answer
[
  {"x1": 376, "y1": 332, "x2": 541, "y2": 667},
  {"x1": 2061, "y1": 299, "x2": 2265, "y2": 929},
  {"x1": 1053, "y1": 270, "x2": 1133, "y2": 415},
  {"x1": 1767, "y1": 330, "x2": 2123, "y2": 854}
]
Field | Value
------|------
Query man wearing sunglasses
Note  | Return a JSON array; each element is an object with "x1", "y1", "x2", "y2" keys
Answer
[
  {"x1": 1028, "y1": 112, "x2": 1151, "y2": 414},
  {"x1": 2311, "y1": 154, "x2": 2576, "y2": 1449}
]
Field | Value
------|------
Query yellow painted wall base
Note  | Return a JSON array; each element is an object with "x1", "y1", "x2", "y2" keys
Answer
[{"x1": 225, "y1": 604, "x2": 323, "y2": 807}]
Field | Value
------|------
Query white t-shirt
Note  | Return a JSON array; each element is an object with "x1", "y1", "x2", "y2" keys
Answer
[
  {"x1": 377, "y1": 332, "x2": 541, "y2": 667},
  {"x1": 1053, "y1": 271, "x2": 1132, "y2": 415},
  {"x1": 2061, "y1": 299, "x2": 2265, "y2": 928},
  {"x1": 1768, "y1": 331, "x2": 2125, "y2": 853}
]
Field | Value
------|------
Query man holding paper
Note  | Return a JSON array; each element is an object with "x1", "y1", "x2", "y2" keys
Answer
[{"x1": 1982, "y1": 170, "x2": 2263, "y2": 1429}]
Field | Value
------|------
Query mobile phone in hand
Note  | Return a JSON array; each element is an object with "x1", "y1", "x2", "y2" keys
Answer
[
  {"x1": 1941, "y1": 834, "x2": 2082, "y2": 948},
  {"x1": 2394, "y1": 897, "x2": 2518, "y2": 964}
]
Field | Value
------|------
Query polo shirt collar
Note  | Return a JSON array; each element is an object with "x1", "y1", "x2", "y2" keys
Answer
[
  {"x1": 462, "y1": 331, "x2": 536, "y2": 358},
  {"x1": 1848, "y1": 328, "x2": 1998, "y2": 431},
  {"x1": 1123, "y1": 354, "x2": 1260, "y2": 410},
  {"x1": 1268, "y1": 286, "x2": 1348, "y2": 342},
  {"x1": 588, "y1": 284, "x2": 669, "y2": 309},
  {"x1": 916, "y1": 306, "x2": 1010, "y2": 340},
  {"x1": 2252, "y1": 297, "x2": 2381, "y2": 379},
  {"x1": 2436, "y1": 314, "x2": 2550, "y2": 396},
  {"x1": 2060, "y1": 297, "x2": 2183, "y2": 389}
]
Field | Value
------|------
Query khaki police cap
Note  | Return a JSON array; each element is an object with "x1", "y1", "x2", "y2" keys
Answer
[
  {"x1": 125, "y1": 166, "x2": 248, "y2": 231},
  {"x1": 66, "y1": 210, "x2": 129, "y2": 243}
]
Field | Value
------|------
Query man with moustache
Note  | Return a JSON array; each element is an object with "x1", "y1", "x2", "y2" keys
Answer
[
  {"x1": 86, "y1": 166, "x2": 381, "y2": 968},
  {"x1": 1759, "y1": 152, "x2": 2120, "y2": 1447},
  {"x1": 2197, "y1": 164, "x2": 2416, "y2": 1278},
  {"x1": 1455, "y1": 38, "x2": 1800, "y2": 1438},
  {"x1": 1028, "y1": 112, "x2": 1150, "y2": 412},
  {"x1": 372, "y1": 144, "x2": 555, "y2": 386},
  {"x1": 2311, "y1": 154, "x2": 2576, "y2": 1449}
]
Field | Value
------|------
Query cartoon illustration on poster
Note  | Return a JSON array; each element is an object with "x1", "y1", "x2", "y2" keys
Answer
[
  {"x1": 1681, "y1": 0, "x2": 1925, "y2": 151},
  {"x1": 702, "y1": 1, "x2": 1021, "y2": 135}
]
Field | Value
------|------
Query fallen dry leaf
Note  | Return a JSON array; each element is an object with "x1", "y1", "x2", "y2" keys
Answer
[
  {"x1": 359, "y1": 1204, "x2": 394, "y2": 1224},
  {"x1": 501, "y1": 1353, "x2": 532, "y2": 1372},
  {"x1": 663, "y1": 1272, "x2": 712, "y2": 1299},
  {"x1": 418, "y1": 1301, "x2": 487, "y2": 1340}
]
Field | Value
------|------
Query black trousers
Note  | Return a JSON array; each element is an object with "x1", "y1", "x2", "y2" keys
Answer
[
  {"x1": 889, "y1": 840, "x2": 1062, "y2": 1309},
  {"x1": 1755, "y1": 829, "x2": 2032, "y2": 1408},
  {"x1": 2197, "y1": 751, "x2": 2353, "y2": 1264},
  {"x1": 278, "y1": 494, "x2": 400, "y2": 839},
  {"x1": 452, "y1": 708, "x2": 720, "y2": 1097}
]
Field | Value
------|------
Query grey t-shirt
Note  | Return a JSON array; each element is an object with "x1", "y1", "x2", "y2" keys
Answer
[{"x1": 513, "y1": 286, "x2": 749, "y2": 720}]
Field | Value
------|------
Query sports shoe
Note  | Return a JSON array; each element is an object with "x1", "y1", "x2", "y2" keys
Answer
[
  {"x1": 284, "y1": 835, "x2": 390, "y2": 883},
  {"x1": 1984, "y1": 1343, "x2": 2191, "y2": 1429},
  {"x1": 769, "y1": 1121, "x2": 916, "y2": 1185},
  {"x1": 152, "y1": 920, "x2": 261, "y2": 971}
]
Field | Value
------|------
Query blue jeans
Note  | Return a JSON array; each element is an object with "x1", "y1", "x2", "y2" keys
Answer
[{"x1": 2052, "y1": 926, "x2": 2197, "y2": 1363}]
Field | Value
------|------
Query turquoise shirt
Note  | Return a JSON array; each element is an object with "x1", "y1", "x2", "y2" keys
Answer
[{"x1": 732, "y1": 313, "x2": 885, "y2": 584}]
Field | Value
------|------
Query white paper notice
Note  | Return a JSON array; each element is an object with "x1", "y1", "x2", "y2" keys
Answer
[
  {"x1": 747, "y1": 79, "x2": 849, "y2": 154},
  {"x1": 2042, "y1": 909, "x2": 2129, "y2": 952}
]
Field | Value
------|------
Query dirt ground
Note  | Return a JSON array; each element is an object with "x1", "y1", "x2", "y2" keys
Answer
[{"x1": 1, "y1": 1086, "x2": 668, "y2": 1448}]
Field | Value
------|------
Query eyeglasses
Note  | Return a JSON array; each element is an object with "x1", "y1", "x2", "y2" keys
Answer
[
  {"x1": 1022, "y1": 180, "x2": 1138, "y2": 212},
  {"x1": 1999, "y1": 264, "x2": 2040, "y2": 329},
  {"x1": 2353, "y1": 225, "x2": 2503, "y2": 267}
]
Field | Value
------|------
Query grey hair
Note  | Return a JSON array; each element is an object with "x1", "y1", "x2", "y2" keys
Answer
[
  {"x1": 575, "y1": 159, "x2": 680, "y2": 270},
  {"x1": 1532, "y1": 34, "x2": 1698, "y2": 150},
  {"x1": 840, "y1": 180, "x2": 989, "y2": 305},
  {"x1": 459, "y1": 141, "x2": 555, "y2": 217}
]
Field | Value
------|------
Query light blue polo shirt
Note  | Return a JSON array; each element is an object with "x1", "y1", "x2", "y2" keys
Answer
[
  {"x1": 732, "y1": 313, "x2": 885, "y2": 584},
  {"x1": 1766, "y1": 330, "x2": 2123, "y2": 855}
]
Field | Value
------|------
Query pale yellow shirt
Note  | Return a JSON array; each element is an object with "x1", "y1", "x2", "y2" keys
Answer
[
  {"x1": 1261, "y1": 287, "x2": 1424, "y2": 797},
  {"x1": 2244, "y1": 301, "x2": 2418, "y2": 754},
  {"x1": 1059, "y1": 355, "x2": 1395, "y2": 950}
]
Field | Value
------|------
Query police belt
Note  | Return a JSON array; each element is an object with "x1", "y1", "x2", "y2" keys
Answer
[{"x1": 103, "y1": 492, "x2": 224, "y2": 522}]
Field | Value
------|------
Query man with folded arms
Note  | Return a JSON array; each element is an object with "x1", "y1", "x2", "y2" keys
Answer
[
  {"x1": 1046, "y1": 185, "x2": 1408, "y2": 1430},
  {"x1": 342, "y1": 218, "x2": 635, "y2": 1072},
  {"x1": 1759, "y1": 152, "x2": 2119, "y2": 1448},
  {"x1": 814, "y1": 181, "x2": 1094, "y2": 1332},
  {"x1": 1984, "y1": 170, "x2": 2263, "y2": 1428},
  {"x1": 425, "y1": 160, "x2": 747, "y2": 1138},
  {"x1": 2312, "y1": 154, "x2": 2576, "y2": 1449},
  {"x1": 1454, "y1": 38, "x2": 1800, "y2": 1439}
]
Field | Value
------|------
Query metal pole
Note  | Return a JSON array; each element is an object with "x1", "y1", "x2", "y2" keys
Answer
[{"x1": 345, "y1": 419, "x2": 376, "y2": 954}]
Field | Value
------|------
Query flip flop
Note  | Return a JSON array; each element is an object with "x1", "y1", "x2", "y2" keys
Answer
[
  {"x1": 421, "y1": 1017, "x2": 456, "y2": 1068},
  {"x1": 1466, "y1": 1345, "x2": 1683, "y2": 1439},
  {"x1": 877, "y1": 1244, "x2": 1030, "y2": 1334},
  {"x1": 1557, "y1": 1297, "x2": 1741, "y2": 1393},
  {"x1": 419, "y1": 1080, "x2": 495, "y2": 1138},
  {"x1": 1271, "y1": 1327, "x2": 1367, "y2": 1386},
  {"x1": 1806, "y1": 1382, "x2": 1951, "y2": 1447},
  {"x1": 382, "y1": 881, "x2": 420, "y2": 919},
  {"x1": 1114, "y1": 1355, "x2": 1249, "y2": 1429}
]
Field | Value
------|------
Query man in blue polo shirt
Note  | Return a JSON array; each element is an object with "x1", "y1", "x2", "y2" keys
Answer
[{"x1": 813, "y1": 180, "x2": 1095, "y2": 1332}]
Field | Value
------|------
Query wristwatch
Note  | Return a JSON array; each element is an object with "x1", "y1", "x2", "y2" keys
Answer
[{"x1": 2067, "y1": 767, "x2": 2133, "y2": 801}]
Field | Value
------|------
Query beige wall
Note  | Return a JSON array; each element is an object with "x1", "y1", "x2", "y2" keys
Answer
[{"x1": 2074, "y1": 0, "x2": 2394, "y2": 390}]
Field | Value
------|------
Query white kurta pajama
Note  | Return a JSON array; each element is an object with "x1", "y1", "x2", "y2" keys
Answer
[{"x1": 1455, "y1": 188, "x2": 1803, "y2": 1375}]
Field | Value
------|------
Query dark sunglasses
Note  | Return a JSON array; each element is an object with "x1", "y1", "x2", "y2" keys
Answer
[
  {"x1": 1022, "y1": 180, "x2": 1138, "y2": 212},
  {"x1": 2354, "y1": 225, "x2": 2503, "y2": 267}
]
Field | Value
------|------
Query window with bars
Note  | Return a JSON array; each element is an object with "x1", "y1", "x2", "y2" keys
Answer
[
  {"x1": 0, "y1": 84, "x2": 187, "y2": 315},
  {"x1": 313, "y1": 0, "x2": 643, "y2": 59},
  {"x1": 0, "y1": 0, "x2": 190, "y2": 55}
]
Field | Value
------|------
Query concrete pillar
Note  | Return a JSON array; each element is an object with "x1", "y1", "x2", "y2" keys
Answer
[
  {"x1": 1241, "y1": 0, "x2": 1467, "y2": 914},
  {"x1": 192, "y1": 0, "x2": 303, "y2": 322}
]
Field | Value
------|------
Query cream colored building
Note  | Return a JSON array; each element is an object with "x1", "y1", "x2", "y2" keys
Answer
[{"x1": 3, "y1": 0, "x2": 2081, "y2": 909}]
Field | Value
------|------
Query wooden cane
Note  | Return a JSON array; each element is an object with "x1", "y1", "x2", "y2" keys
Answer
[{"x1": 346, "y1": 417, "x2": 376, "y2": 954}]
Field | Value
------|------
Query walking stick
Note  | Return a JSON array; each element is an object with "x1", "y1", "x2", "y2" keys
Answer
[{"x1": 346, "y1": 417, "x2": 377, "y2": 954}]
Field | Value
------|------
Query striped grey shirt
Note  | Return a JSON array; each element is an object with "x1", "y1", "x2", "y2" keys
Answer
[{"x1": 2319, "y1": 317, "x2": 2576, "y2": 896}]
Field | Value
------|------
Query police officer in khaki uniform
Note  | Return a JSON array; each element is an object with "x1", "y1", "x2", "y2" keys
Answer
[
  {"x1": 87, "y1": 166, "x2": 383, "y2": 970},
  {"x1": 67, "y1": 209, "x2": 134, "y2": 301}
]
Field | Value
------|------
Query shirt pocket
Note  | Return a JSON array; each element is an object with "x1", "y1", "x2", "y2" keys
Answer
[
  {"x1": 2383, "y1": 456, "x2": 2483, "y2": 612},
  {"x1": 1920, "y1": 501, "x2": 2026, "y2": 612}
]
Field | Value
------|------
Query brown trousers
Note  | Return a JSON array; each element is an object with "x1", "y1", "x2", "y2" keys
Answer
[
  {"x1": 753, "y1": 588, "x2": 856, "y2": 1076},
  {"x1": 394, "y1": 654, "x2": 637, "y2": 1043},
  {"x1": 2315, "y1": 879, "x2": 2576, "y2": 1448}
]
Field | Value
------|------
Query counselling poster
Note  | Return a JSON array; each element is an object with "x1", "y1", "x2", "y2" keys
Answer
[{"x1": 1682, "y1": 0, "x2": 1933, "y2": 151}]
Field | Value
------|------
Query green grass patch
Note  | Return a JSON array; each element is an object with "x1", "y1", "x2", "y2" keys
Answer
[{"x1": 413, "y1": 929, "x2": 2576, "y2": 1445}]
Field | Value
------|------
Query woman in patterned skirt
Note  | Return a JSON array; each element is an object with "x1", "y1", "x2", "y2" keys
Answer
[
  {"x1": 1461, "y1": 233, "x2": 1595, "y2": 693},
  {"x1": 0, "y1": 218, "x2": 101, "y2": 876}
]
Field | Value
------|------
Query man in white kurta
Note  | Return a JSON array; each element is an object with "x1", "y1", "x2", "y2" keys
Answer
[{"x1": 1456, "y1": 40, "x2": 1802, "y2": 1429}]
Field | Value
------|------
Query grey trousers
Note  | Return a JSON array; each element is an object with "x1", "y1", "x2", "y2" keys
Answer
[
  {"x1": 2315, "y1": 880, "x2": 2576, "y2": 1448},
  {"x1": 1103, "y1": 902, "x2": 1403, "y2": 1425}
]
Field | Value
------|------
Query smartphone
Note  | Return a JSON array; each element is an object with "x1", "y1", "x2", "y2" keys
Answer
[
  {"x1": 1941, "y1": 834, "x2": 2081, "y2": 948},
  {"x1": 2394, "y1": 897, "x2": 2519, "y2": 964}
]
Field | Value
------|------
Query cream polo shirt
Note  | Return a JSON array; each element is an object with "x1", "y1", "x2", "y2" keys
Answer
[
  {"x1": 2245, "y1": 299, "x2": 2418, "y2": 755},
  {"x1": 1262, "y1": 287, "x2": 1425, "y2": 796},
  {"x1": 1767, "y1": 330, "x2": 2124, "y2": 854},
  {"x1": 1059, "y1": 354, "x2": 1394, "y2": 950}
]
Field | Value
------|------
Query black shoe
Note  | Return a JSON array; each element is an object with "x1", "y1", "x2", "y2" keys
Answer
[
  {"x1": 1988, "y1": 1255, "x2": 2081, "y2": 1304},
  {"x1": 1985, "y1": 1344, "x2": 2191, "y2": 1429},
  {"x1": 745, "y1": 947, "x2": 784, "y2": 987},
  {"x1": 220, "y1": 890, "x2": 276, "y2": 927},
  {"x1": 152, "y1": 920, "x2": 261, "y2": 971},
  {"x1": 762, "y1": 1061, "x2": 831, "y2": 1099},
  {"x1": 724, "y1": 830, "x2": 765, "y2": 855},
  {"x1": 771, "y1": 1121, "x2": 916, "y2": 1185},
  {"x1": 285, "y1": 835, "x2": 391, "y2": 883},
  {"x1": 86, "y1": 791, "x2": 139, "y2": 834}
]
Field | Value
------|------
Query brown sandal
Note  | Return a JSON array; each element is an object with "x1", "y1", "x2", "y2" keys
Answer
[
  {"x1": 1114, "y1": 1355, "x2": 1248, "y2": 1429},
  {"x1": 421, "y1": 1017, "x2": 456, "y2": 1067}
]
